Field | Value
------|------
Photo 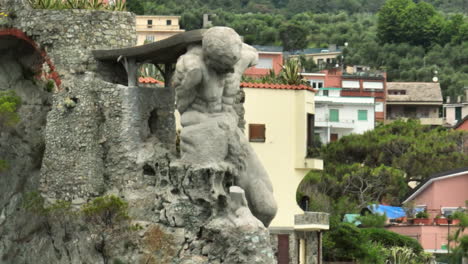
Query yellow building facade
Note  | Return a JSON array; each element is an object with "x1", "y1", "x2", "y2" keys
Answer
[
  {"x1": 242, "y1": 83, "x2": 328, "y2": 264},
  {"x1": 135, "y1": 15, "x2": 185, "y2": 45}
]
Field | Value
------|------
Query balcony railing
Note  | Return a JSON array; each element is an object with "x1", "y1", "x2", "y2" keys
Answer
[
  {"x1": 315, "y1": 118, "x2": 356, "y2": 128},
  {"x1": 136, "y1": 25, "x2": 182, "y2": 31},
  {"x1": 385, "y1": 117, "x2": 443, "y2": 125}
]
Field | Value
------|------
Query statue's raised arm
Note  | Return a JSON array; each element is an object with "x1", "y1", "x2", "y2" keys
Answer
[{"x1": 173, "y1": 46, "x2": 203, "y2": 115}]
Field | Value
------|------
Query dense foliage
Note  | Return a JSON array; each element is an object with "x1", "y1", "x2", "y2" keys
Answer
[
  {"x1": 323, "y1": 223, "x2": 428, "y2": 263},
  {"x1": 28, "y1": 0, "x2": 126, "y2": 10},
  {"x1": 128, "y1": 0, "x2": 466, "y2": 17},
  {"x1": 361, "y1": 228, "x2": 423, "y2": 254},
  {"x1": 303, "y1": 120, "x2": 468, "y2": 212}
]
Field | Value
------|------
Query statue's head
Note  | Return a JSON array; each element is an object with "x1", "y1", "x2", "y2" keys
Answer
[{"x1": 202, "y1": 27, "x2": 242, "y2": 74}]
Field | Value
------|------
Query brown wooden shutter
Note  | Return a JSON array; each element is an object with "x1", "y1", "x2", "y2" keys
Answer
[
  {"x1": 249, "y1": 124, "x2": 265, "y2": 142},
  {"x1": 277, "y1": 234, "x2": 290, "y2": 264}
]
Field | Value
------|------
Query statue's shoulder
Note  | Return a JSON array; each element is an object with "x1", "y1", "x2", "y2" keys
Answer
[{"x1": 176, "y1": 45, "x2": 204, "y2": 70}]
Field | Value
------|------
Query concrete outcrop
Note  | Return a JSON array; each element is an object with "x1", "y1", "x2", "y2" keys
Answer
[{"x1": 0, "y1": 4, "x2": 276, "y2": 264}]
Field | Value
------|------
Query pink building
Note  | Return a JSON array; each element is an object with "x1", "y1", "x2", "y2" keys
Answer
[
  {"x1": 244, "y1": 46, "x2": 283, "y2": 78},
  {"x1": 387, "y1": 168, "x2": 468, "y2": 253},
  {"x1": 455, "y1": 116, "x2": 468, "y2": 131}
]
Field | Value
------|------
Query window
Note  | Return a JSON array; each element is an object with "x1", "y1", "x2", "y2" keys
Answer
[
  {"x1": 256, "y1": 58, "x2": 273, "y2": 69},
  {"x1": 456, "y1": 106, "x2": 462, "y2": 121},
  {"x1": 145, "y1": 35, "x2": 155, "y2": 42},
  {"x1": 147, "y1": 19, "x2": 153, "y2": 28},
  {"x1": 388, "y1": 90, "x2": 406, "y2": 95},
  {"x1": 322, "y1": 90, "x2": 329, "y2": 96},
  {"x1": 441, "y1": 207, "x2": 465, "y2": 217},
  {"x1": 363, "y1": 81, "x2": 383, "y2": 90},
  {"x1": 249, "y1": 124, "x2": 265, "y2": 142},
  {"x1": 375, "y1": 102, "x2": 383, "y2": 112},
  {"x1": 358, "y1": 110, "x2": 368, "y2": 121},
  {"x1": 342, "y1": 80, "x2": 360, "y2": 89},
  {"x1": 329, "y1": 109, "x2": 339, "y2": 122},
  {"x1": 166, "y1": 19, "x2": 172, "y2": 25},
  {"x1": 306, "y1": 114, "x2": 315, "y2": 155},
  {"x1": 309, "y1": 80, "x2": 324, "y2": 89}
]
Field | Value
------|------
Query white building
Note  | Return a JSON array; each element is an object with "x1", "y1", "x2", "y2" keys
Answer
[{"x1": 315, "y1": 87, "x2": 375, "y2": 143}]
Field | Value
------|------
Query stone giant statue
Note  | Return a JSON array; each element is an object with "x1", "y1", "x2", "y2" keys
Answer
[{"x1": 172, "y1": 27, "x2": 277, "y2": 227}]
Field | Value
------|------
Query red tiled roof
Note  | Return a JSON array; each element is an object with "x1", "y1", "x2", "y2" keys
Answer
[
  {"x1": 240, "y1": 82, "x2": 317, "y2": 92},
  {"x1": 138, "y1": 77, "x2": 164, "y2": 84}
]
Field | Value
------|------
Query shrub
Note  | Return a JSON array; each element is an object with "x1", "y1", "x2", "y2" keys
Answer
[
  {"x1": 0, "y1": 90, "x2": 21, "y2": 128},
  {"x1": 324, "y1": 223, "x2": 369, "y2": 261},
  {"x1": 361, "y1": 228, "x2": 423, "y2": 254},
  {"x1": 28, "y1": 0, "x2": 126, "y2": 11},
  {"x1": 22, "y1": 191, "x2": 73, "y2": 217},
  {"x1": 357, "y1": 212, "x2": 387, "y2": 228},
  {"x1": 0, "y1": 159, "x2": 8, "y2": 172},
  {"x1": 416, "y1": 211, "x2": 429, "y2": 219},
  {"x1": 22, "y1": 191, "x2": 47, "y2": 215},
  {"x1": 140, "y1": 226, "x2": 175, "y2": 264},
  {"x1": 81, "y1": 195, "x2": 129, "y2": 227}
]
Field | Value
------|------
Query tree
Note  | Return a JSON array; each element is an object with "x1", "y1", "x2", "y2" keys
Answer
[
  {"x1": 377, "y1": 0, "x2": 445, "y2": 48},
  {"x1": 323, "y1": 223, "x2": 369, "y2": 261},
  {"x1": 377, "y1": 0, "x2": 415, "y2": 44},
  {"x1": 279, "y1": 22, "x2": 309, "y2": 51},
  {"x1": 126, "y1": 0, "x2": 144, "y2": 14}
]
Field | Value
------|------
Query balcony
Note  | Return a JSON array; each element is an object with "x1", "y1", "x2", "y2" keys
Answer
[
  {"x1": 315, "y1": 117, "x2": 356, "y2": 129},
  {"x1": 295, "y1": 157, "x2": 323, "y2": 170},
  {"x1": 294, "y1": 212, "x2": 329, "y2": 231},
  {"x1": 385, "y1": 117, "x2": 443, "y2": 126}
]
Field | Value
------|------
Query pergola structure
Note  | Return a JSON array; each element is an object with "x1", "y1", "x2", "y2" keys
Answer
[{"x1": 92, "y1": 29, "x2": 205, "y2": 87}]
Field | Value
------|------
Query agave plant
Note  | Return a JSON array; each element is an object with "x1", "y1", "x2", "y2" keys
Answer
[
  {"x1": 260, "y1": 69, "x2": 280, "y2": 84},
  {"x1": 65, "y1": 0, "x2": 87, "y2": 8},
  {"x1": 108, "y1": 0, "x2": 126, "y2": 11},
  {"x1": 29, "y1": 0, "x2": 65, "y2": 9},
  {"x1": 86, "y1": 0, "x2": 103, "y2": 9},
  {"x1": 387, "y1": 247, "x2": 417, "y2": 264},
  {"x1": 279, "y1": 59, "x2": 308, "y2": 86}
]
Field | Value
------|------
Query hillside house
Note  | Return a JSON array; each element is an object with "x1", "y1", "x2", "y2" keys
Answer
[
  {"x1": 135, "y1": 15, "x2": 185, "y2": 45},
  {"x1": 314, "y1": 87, "x2": 375, "y2": 143},
  {"x1": 287, "y1": 45, "x2": 342, "y2": 70},
  {"x1": 302, "y1": 69, "x2": 386, "y2": 122},
  {"x1": 387, "y1": 168, "x2": 468, "y2": 253},
  {"x1": 386, "y1": 82, "x2": 443, "y2": 126},
  {"x1": 444, "y1": 88, "x2": 468, "y2": 127},
  {"x1": 243, "y1": 45, "x2": 283, "y2": 78}
]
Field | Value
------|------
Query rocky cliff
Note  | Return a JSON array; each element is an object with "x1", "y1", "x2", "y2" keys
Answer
[{"x1": 0, "y1": 4, "x2": 275, "y2": 264}]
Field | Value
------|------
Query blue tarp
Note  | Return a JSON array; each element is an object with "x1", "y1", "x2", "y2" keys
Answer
[{"x1": 367, "y1": 204, "x2": 424, "y2": 219}]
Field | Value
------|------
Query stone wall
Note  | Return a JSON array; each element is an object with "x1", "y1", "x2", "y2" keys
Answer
[{"x1": 14, "y1": 9, "x2": 135, "y2": 78}]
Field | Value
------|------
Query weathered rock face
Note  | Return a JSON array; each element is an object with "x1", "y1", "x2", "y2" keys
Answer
[
  {"x1": 0, "y1": 41, "x2": 52, "y2": 229},
  {"x1": 0, "y1": 6, "x2": 275, "y2": 264}
]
